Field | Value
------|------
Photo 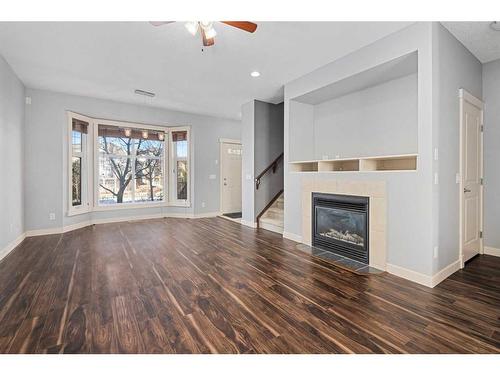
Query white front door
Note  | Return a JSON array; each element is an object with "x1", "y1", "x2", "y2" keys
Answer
[
  {"x1": 460, "y1": 92, "x2": 483, "y2": 265},
  {"x1": 221, "y1": 142, "x2": 242, "y2": 214}
]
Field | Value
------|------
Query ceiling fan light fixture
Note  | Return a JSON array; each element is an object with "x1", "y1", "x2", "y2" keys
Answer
[
  {"x1": 204, "y1": 27, "x2": 217, "y2": 39},
  {"x1": 200, "y1": 21, "x2": 213, "y2": 30},
  {"x1": 490, "y1": 21, "x2": 500, "y2": 31},
  {"x1": 185, "y1": 21, "x2": 199, "y2": 36}
]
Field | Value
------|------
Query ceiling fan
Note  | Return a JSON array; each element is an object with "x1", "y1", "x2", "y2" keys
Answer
[{"x1": 150, "y1": 21, "x2": 257, "y2": 47}]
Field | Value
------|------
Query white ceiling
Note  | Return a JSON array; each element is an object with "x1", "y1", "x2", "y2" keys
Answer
[
  {"x1": 442, "y1": 22, "x2": 500, "y2": 63},
  {"x1": 0, "y1": 22, "x2": 412, "y2": 119}
]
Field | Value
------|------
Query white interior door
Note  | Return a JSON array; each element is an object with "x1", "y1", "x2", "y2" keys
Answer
[
  {"x1": 460, "y1": 92, "x2": 483, "y2": 265},
  {"x1": 221, "y1": 142, "x2": 242, "y2": 214}
]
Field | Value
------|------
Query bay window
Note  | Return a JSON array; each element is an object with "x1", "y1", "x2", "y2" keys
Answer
[
  {"x1": 171, "y1": 130, "x2": 189, "y2": 203},
  {"x1": 67, "y1": 112, "x2": 190, "y2": 214},
  {"x1": 68, "y1": 114, "x2": 91, "y2": 215},
  {"x1": 97, "y1": 124, "x2": 166, "y2": 206}
]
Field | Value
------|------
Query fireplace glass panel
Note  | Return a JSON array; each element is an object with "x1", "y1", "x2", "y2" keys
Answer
[{"x1": 315, "y1": 206, "x2": 366, "y2": 248}]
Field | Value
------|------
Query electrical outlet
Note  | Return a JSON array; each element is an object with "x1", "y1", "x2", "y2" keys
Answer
[
  {"x1": 434, "y1": 148, "x2": 439, "y2": 161},
  {"x1": 49, "y1": 213, "x2": 56, "y2": 221},
  {"x1": 202, "y1": 202, "x2": 206, "y2": 208},
  {"x1": 455, "y1": 173, "x2": 460, "y2": 184},
  {"x1": 25, "y1": 96, "x2": 32, "y2": 105},
  {"x1": 433, "y1": 246, "x2": 439, "y2": 259},
  {"x1": 322, "y1": 155, "x2": 329, "y2": 160}
]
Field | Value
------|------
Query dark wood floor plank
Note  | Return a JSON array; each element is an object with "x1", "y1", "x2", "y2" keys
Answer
[{"x1": 0, "y1": 217, "x2": 499, "y2": 353}]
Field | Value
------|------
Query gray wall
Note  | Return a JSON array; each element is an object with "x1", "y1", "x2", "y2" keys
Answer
[
  {"x1": 433, "y1": 23, "x2": 483, "y2": 272},
  {"x1": 483, "y1": 58, "x2": 500, "y2": 250},
  {"x1": 24, "y1": 88, "x2": 240, "y2": 231},
  {"x1": 241, "y1": 101, "x2": 255, "y2": 224},
  {"x1": 284, "y1": 22, "x2": 435, "y2": 275},
  {"x1": 0, "y1": 55, "x2": 25, "y2": 252},
  {"x1": 313, "y1": 73, "x2": 417, "y2": 159},
  {"x1": 254, "y1": 101, "x2": 284, "y2": 217},
  {"x1": 241, "y1": 100, "x2": 284, "y2": 223}
]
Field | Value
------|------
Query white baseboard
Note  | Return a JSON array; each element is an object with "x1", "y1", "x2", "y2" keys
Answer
[
  {"x1": 386, "y1": 259, "x2": 461, "y2": 288},
  {"x1": 25, "y1": 212, "x2": 220, "y2": 238},
  {"x1": 431, "y1": 260, "x2": 461, "y2": 287},
  {"x1": 241, "y1": 220, "x2": 257, "y2": 228},
  {"x1": 484, "y1": 246, "x2": 500, "y2": 257},
  {"x1": 386, "y1": 263, "x2": 433, "y2": 288},
  {"x1": 282, "y1": 231, "x2": 302, "y2": 243},
  {"x1": 0, "y1": 232, "x2": 27, "y2": 263}
]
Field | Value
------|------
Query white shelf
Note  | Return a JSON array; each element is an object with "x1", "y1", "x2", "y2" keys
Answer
[{"x1": 289, "y1": 154, "x2": 417, "y2": 173}]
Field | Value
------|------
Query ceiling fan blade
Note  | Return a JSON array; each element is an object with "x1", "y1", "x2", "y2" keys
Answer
[
  {"x1": 149, "y1": 21, "x2": 175, "y2": 27},
  {"x1": 201, "y1": 27, "x2": 215, "y2": 47},
  {"x1": 221, "y1": 21, "x2": 257, "y2": 33}
]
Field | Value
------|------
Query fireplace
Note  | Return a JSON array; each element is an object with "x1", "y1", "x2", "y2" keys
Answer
[{"x1": 312, "y1": 193, "x2": 369, "y2": 264}]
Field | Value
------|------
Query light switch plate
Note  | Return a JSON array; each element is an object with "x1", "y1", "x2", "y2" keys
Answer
[{"x1": 209, "y1": 174, "x2": 216, "y2": 180}]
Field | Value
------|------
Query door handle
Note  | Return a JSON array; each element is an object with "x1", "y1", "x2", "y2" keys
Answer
[{"x1": 464, "y1": 188, "x2": 471, "y2": 193}]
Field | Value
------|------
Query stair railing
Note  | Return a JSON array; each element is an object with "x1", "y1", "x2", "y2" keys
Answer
[{"x1": 255, "y1": 153, "x2": 284, "y2": 190}]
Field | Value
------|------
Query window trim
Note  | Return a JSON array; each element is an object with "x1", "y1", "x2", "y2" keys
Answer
[
  {"x1": 169, "y1": 126, "x2": 191, "y2": 207},
  {"x1": 67, "y1": 112, "x2": 191, "y2": 215},
  {"x1": 93, "y1": 118, "x2": 170, "y2": 210},
  {"x1": 67, "y1": 112, "x2": 92, "y2": 217}
]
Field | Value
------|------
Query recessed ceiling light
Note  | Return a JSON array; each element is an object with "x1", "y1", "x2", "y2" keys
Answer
[
  {"x1": 490, "y1": 21, "x2": 500, "y2": 31},
  {"x1": 250, "y1": 71, "x2": 260, "y2": 78}
]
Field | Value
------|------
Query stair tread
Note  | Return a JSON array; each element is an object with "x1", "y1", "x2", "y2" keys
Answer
[{"x1": 258, "y1": 193, "x2": 284, "y2": 230}]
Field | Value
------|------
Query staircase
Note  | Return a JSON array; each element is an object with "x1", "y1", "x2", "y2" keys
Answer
[{"x1": 258, "y1": 193, "x2": 284, "y2": 234}]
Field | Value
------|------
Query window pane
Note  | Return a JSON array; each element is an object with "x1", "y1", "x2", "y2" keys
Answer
[
  {"x1": 135, "y1": 158, "x2": 164, "y2": 202},
  {"x1": 176, "y1": 140, "x2": 188, "y2": 158},
  {"x1": 98, "y1": 157, "x2": 133, "y2": 204},
  {"x1": 136, "y1": 138, "x2": 164, "y2": 157},
  {"x1": 72, "y1": 157, "x2": 82, "y2": 206},
  {"x1": 98, "y1": 125, "x2": 132, "y2": 156},
  {"x1": 176, "y1": 160, "x2": 188, "y2": 200},
  {"x1": 72, "y1": 130, "x2": 82, "y2": 153}
]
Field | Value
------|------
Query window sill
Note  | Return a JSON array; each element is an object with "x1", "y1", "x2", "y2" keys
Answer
[
  {"x1": 67, "y1": 206, "x2": 91, "y2": 217},
  {"x1": 67, "y1": 201, "x2": 191, "y2": 216},
  {"x1": 93, "y1": 201, "x2": 169, "y2": 212}
]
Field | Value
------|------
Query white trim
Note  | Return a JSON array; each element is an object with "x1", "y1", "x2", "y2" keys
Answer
[
  {"x1": 458, "y1": 89, "x2": 484, "y2": 268},
  {"x1": 386, "y1": 263, "x2": 433, "y2": 288},
  {"x1": 67, "y1": 111, "x2": 92, "y2": 217},
  {"x1": 283, "y1": 231, "x2": 302, "y2": 243},
  {"x1": 24, "y1": 212, "x2": 221, "y2": 238},
  {"x1": 459, "y1": 88, "x2": 483, "y2": 110},
  {"x1": 241, "y1": 220, "x2": 257, "y2": 229},
  {"x1": 484, "y1": 246, "x2": 500, "y2": 257},
  {"x1": 431, "y1": 260, "x2": 461, "y2": 287},
  {"x1": 219, "y1": 138, "x2": 241, "y2": 144},
  {"x1": 0, "y1": 233, "x2": 27, "y2": 263}
]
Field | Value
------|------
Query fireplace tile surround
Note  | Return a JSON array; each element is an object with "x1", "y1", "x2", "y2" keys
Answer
[{"x1": 301, "y1": 178, "x2": 387, "y2": 270}]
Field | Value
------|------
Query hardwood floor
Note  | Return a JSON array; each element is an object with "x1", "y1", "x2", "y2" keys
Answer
[{"x1": 0, "y1": 217, "x2": 499, "y2": 354}]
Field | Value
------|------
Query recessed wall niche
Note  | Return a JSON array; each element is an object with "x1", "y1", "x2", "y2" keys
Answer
[{"x1": 288, "y1": 51, "x2": 418, "y2": 169}]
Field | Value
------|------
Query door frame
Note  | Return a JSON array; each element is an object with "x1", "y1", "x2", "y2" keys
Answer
[
  {"x1": 219, "y1": 138, "x2": 242, "y2": 214},
  {"x1": 458, "y1": 88, "x2": 484, "y2": 268}
]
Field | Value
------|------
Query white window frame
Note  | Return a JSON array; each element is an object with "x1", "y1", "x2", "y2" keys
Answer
[
  {"x1": 169, "y1": 126, "x2": 191, "y2": 207},
  {"x1": 67, "y1": 112, "x2": 92, "y2": 216},
  {"x1": 67, "y1": 112, "x2": 191, "y2": 215},
  {"x1": 93, "y1": 118, "x2": 170, "y2": 211}
]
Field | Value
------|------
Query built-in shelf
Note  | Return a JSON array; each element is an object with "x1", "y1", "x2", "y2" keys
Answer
[
  {"x1": 289, "y1": 154, "x2": 417, "y2": 173},
  {"x1": 289, "y1": 161, "x2": 318, "y2": 172}
]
